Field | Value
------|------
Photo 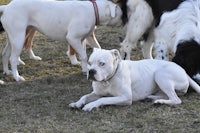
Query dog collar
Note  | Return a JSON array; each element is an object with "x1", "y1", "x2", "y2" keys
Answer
[
  {"x1": 103, "y1": 64, "x2": 119, "y2": 82},
  {"x1": 90, "y1": 0, "x2": 100, "y2": 25}
]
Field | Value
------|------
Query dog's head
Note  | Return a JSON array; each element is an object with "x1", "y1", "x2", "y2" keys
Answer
[
  {"x1": 110, "y1": 0, "x2": 128, "y2": 25},
  {"x1": 87, "y1": 48, "x2": 121, "y2": 82},
  {"x1": 98, "y1": 0, "x2": 123, "y2": 27}
]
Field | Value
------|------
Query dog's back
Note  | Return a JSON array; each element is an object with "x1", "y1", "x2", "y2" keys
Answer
[{"x1": 145, "y1": 0, "x2": 184, "y2": 25}]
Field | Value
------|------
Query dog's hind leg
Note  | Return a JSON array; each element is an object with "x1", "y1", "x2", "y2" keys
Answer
[
  {"x1": 25, "y1": 28, "x2": 42, "y2": 61},
  {"x1": 66, "y1": 31, "x2": 100, "y2": 65},
  {"x1": 66, "y1": 34, "x2": 88, "y2": 73},
  {"x1": 66, "y1": 45, "x2": 80, "y2": 65},
  {"x1": 147, "y1": 90, "x2": 168, "y2": 101},
  {"x1": 154, "y1": 71, "x2": 182, "y2": 105}
]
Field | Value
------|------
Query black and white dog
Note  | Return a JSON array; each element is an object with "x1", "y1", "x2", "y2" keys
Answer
[
  {"x1": 146, "y1": 0, "x2": 200, "y2": 84},
  {"x1": 119, "y1": 0, "x2": 184, "y2": 60},
  {"x1": 119, "y1": 0, "x2": 200, "y2": 85}
]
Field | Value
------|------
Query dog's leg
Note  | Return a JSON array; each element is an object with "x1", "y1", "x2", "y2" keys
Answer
[
  {"x1": 153, "y1": 40, "x2": 169, "y2": 60},
  {"x1": 2, "y1": 38, "x2": 12, "y2": 75},
  {"x1": 154, "y1": 72, "x2": 182, "y2": 105},
  {"x1": 120, "y1": 40, "x2": 133, "y2": 60},
  {"x1": 82, "y1": 96, "x2": 132, "y2": 111},
  {"x1": 142, "y1": 29, "x2": 154, "y2": 59},
  {"x1": 69, "y1": 92, "x2": 101, "y2": 108},
  {"x1": 25, "y1": 28, "x2": 42, "y2": 61},
  {"x1": 9, "y1": 32, "x2": 26, "y2": 81},
  {"x1": 66, "y1": 34, "x2": 88, "y2": 73},
  {"x1": 147, "y1": 90, "x2": 168, "y2": 101},
  {"x1": 66, "y1": 45, "x2": 80, "y2": 65},
  {"x1": 120, "y1": 1, "x2": 154, "y2": 60},
  {"x1": 66, "y1": 32, "x2": 100, "y2": 65}
]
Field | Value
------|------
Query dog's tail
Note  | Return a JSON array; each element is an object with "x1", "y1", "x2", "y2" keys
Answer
[{"x1": 188, "y1": 75, "x2": 200, "y2": 94}]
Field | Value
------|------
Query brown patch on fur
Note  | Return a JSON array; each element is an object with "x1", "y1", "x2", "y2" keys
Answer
[{"x1": 24, "y1": 28, "x2": 36, "y2": 49}]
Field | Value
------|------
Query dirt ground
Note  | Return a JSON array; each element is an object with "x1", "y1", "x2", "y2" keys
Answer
[{"x1": 0, "y1": 25, "x2": 200, "y2": 133}]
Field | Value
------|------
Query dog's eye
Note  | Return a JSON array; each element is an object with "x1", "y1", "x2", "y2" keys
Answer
[{"x1": 99, "y1": 62, "x2": 105, "y2": 67}]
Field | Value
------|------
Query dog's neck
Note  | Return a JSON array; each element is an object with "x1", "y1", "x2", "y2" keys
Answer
[
  {"x1": 90, "y1": 0, "x2": 100, "y2": 25},
  {"x1": 102, "y1": 63, "x2": 119, "y2": 82}
]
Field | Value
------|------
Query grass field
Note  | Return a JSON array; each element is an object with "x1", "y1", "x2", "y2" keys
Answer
[{"x1": 0, "y1": 0, "x2": 200, "y2": 133}]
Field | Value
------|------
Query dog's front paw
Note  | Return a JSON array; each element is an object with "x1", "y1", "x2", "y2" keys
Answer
[
  {"x1": 69, "y1": 101, "x2": 84, "y2": 108},
  {"x1": 18, "y1": 58, "x2": 25, "y2": 65},
  {"x1": 82, "y1": 102, "x2": 99, "y2": 111}
]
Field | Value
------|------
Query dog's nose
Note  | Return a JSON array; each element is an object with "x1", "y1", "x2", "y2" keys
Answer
[{"x1": 88, "y1": 69, "x2": 97, "y2": 81}]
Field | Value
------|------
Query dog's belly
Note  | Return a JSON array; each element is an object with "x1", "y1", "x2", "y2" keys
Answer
[
  {"x1": 127, "y1": 60, "x2": 169, "y2": 101},
  {"x1": 131, "y1": 81, "x2": 157, "y2": 101},
  {"x1": 18, "y1": 0, "x2": 94, "y2": 40},
  {"x1": 36, "y1": 27, "x2": 68, "y2": 41}
]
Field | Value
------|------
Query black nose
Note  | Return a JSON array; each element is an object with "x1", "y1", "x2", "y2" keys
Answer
[{"x1": 88, "y1": 69, "x2": 97, "y2": 80}]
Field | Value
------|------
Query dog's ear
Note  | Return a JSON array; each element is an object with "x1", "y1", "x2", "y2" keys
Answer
[
  {"x1": 109, "y1": 4, "x2": 117, "y2": 18},
  {"x1": 111, "y1": 49, "x2": 121, "y2": 62}
]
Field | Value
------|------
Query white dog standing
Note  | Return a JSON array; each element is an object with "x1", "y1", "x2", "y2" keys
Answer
[
  {"x1": 69, "y1": 48, "x2": 200, "y2": 111},
  {"x1": 0, "y1": 0, "x2": 122, "y2": 81}
]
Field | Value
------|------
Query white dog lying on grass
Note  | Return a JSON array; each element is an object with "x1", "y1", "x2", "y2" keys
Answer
[{"x1": 69, "y1": 48, "x2": 200, "y2": 111}]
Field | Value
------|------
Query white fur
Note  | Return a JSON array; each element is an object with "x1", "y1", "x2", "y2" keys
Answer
[
  {"x1": 0, "y1": 0, "x2": 122, "y2": 81},
  {"x1": 69, "y1": 49, "x2": 200, "y2": 111},
  {"x1": 143, "y1": 0, "x2": 200, "y2": 60},
  {"x1": 120, "y1": 0, "x2": 154, "y2": 60}
]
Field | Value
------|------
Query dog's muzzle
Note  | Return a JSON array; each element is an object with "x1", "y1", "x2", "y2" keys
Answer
[{"x1": 88, "y1": 69, "x2": 97, "y2": 81}]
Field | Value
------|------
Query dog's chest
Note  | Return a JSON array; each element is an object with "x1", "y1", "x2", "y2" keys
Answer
[{"x1": 93, "y1": 81, "x2": 120, "y2": 96}]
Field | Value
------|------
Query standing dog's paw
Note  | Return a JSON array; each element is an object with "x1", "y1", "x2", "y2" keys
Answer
[{"x1": 30, "y1": 55, "x2": 42, "y2": 61}]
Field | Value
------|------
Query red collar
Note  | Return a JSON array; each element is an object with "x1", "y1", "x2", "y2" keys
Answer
[{"x1": 90, "y1": 0, "x2": 99, "y2": 25}]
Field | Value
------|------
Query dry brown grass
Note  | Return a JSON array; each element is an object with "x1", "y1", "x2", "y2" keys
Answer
[{"x1": 0, "y1": 0, "x2": 10, "y2": 5}]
